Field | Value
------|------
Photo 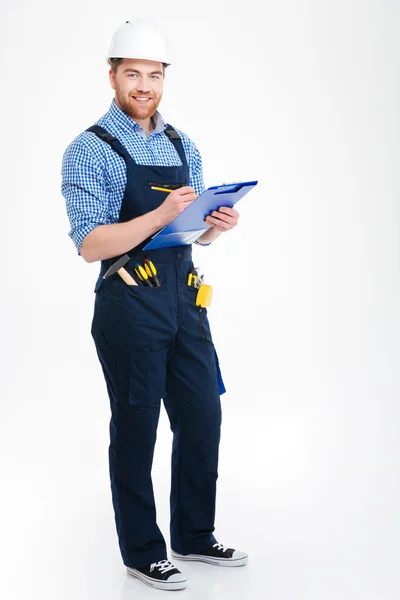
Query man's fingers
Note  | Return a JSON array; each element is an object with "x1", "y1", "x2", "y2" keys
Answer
[
  {"x1": 176, "y1": 186, "x2": 196, "y2": 196},
  {"x1": 216, "y1": 206, "x2": 240, "y2": 218},
  {"x1": 205, "y1": 216, "x2": 231, "y2": 229},
  {"x1": 208, "y1": 211, "x2": 232, "y2": 224},
  {"x1": 182, "y1": 195, "x2": 197, "y2": 203},
  {"x1": 176, "y1": 187, "x2": 197, "y2": 203}
]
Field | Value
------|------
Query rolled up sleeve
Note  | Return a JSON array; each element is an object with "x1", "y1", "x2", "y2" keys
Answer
[
  {"x1": 62, "y1": 139, "x2": 110, "y2": 255},
  {"x1": 188, "y1": 141, "x2": 206, "y2": 196}
]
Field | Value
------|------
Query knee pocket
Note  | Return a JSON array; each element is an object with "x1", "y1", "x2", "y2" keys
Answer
[{"x1": 128, "y1": 347, "x2": 169, "y2": 407}]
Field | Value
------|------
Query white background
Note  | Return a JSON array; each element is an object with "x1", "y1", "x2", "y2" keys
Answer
[{"x1": 0, "y1": 1, "x2": 399, "y2": 599}]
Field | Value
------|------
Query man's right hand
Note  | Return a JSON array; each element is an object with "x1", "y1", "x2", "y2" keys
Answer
[
  {"x1": 155, "y1": 186, "x2": 197, "y2": 227},
  {"x1": 80, "y1": 186, "x2": 198, "y2": 263}
]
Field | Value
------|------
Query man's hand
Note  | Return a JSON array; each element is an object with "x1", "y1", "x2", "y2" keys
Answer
[
  {"x1": 204, "y1": 206, "x2": 240, "y2": 232},
  {"x1": 155, "y1": 186, "x2": 197, "y2": 227}
]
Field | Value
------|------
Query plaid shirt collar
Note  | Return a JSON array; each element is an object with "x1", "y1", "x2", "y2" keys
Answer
[{"x1": 108, "y1": 99, "x2": 167, "y2": 136}]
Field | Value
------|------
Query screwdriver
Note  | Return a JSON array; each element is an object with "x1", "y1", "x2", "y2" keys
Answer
[
  {"x1": 133, "y1": 262, "x2": 154, "y2": 287},
  {"x1": 187, "y1": 268, "x2": 198, "y2": 287},
  {"x1": 143, "y1": 258, "x2": 161, "y2": 287}
]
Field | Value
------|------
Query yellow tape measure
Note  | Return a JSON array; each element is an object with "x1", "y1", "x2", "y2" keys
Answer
[{"x1": 195, "y1": 284, "x2": 213, "y2": 307}]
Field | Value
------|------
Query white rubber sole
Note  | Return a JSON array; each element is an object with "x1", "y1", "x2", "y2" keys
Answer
[
  {"x1": 171, "y1": 550, "x2": 248, "y2": 567},
  {"x1": 126, "y1": 567, "x2": 188, "y2": 590}
]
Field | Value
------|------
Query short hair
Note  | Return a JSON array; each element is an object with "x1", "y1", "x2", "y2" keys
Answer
[{"x1": 108, "y1": 58, "x2": 167, "y2": 75}]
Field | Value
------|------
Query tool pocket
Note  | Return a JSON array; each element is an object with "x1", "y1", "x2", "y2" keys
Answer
[
  {"x1": 199, "y1": 307, "x2": 208, "y2": 343},
  {"x1": 90, "y1": 293, "x2": 102, "y2": 335},
  {"x1": 213, "y1": 347, "x2": 226, "y2": 395},
  {"x1": 128, "y1": 347, "x2": 168, "y2": 407},
  {"x1": 181, "y1": 283, "x2": 213, "y2": 343},
  {"x1": 147, "y1": 181, "x2": 185, "y2": 190},
  {"x1": 196, "y1": 300, "x2": 213, "y2": 345}
]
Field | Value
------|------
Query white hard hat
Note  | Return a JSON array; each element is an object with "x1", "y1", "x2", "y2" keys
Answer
[{"x1": 108, "y1": 19, "x2": 171, "y2": 65}]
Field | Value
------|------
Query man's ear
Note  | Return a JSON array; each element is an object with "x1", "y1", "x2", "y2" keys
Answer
[{"x1": 109, "y1": 69, "x2": 116, "y2": 90}]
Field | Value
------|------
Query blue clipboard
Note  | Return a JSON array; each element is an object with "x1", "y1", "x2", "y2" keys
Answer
[{"x1": 143, "y1": 180, "x2": 258, "y2": 250}]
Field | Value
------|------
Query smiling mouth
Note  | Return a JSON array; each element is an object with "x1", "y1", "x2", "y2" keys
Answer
[{"x1": 131, "y1": 97, "x2": 152, "y2": 103}]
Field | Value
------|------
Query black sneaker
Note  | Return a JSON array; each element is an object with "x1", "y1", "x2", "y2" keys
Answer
[
  {"x1": 171, "y1": 542, "x2": 248, "y2": 567},
  {"x1": 126, "y1": 559, "x2": 188, "y2": 590}
]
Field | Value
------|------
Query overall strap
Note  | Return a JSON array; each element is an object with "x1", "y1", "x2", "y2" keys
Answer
[
  {"x1": 86, "y1": 125, "x2": 133, "y2": 164},
  {"x1": 87, "y1": 124, "x2": 188, "y2": 168},
  {"x1": 164, "y1": 125, "x2": 188, "y2": 166},
  {"x1": 87, "y1": 123, "x2": 189, "y2": 293}
]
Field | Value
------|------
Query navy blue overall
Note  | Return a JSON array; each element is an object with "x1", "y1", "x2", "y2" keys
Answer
[{"x1": 87, "y1": 124, "x2": 225, "y2": 570}]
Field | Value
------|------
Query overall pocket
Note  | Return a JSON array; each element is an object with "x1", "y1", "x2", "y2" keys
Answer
[
  {"x1": 180, "y1": 283, "x2": 212, "y2": 344},
  {"x1": 213, "y1": 347, "x2": 226, "y2": 395},
  {"x1": 199, "y1": 307, "x2": 207, "y2": 342},
  {"x1": 128, "y1": 347, "x2": 169, "y2": 406}
]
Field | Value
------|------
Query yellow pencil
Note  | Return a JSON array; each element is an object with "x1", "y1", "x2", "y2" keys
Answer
[
  {"x1": 151, "y1": 186, "x2": 199, "y2": 198},
  {"x1": 151, "y1": 186, "x2": 173, "y2": 193}
]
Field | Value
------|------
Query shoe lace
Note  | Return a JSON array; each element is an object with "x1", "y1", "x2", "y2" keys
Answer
[
  {"x1": 150, "y1": 559, "x2": 176, "y2": 574},
  {"x1": 213, "y1": 542, "x2": 228, "y2": 552}
]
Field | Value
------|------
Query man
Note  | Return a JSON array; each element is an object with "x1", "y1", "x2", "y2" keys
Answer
[{"x1": 62, "y1": 19, "x2": 247, "y2": 591}]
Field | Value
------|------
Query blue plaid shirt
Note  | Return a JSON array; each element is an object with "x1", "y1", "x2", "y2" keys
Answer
[{"x1": 62, "y1": 100, "x2": 206, "y2": 254}]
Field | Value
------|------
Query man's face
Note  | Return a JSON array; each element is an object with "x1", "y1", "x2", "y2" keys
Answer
[{"x1": 109, "y1": 58, "x2": 164, "y2": 121}]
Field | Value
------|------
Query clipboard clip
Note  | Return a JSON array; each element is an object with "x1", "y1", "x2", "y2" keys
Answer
[{"x1": 216, "y1": 182, "x2": 244, "y2": 194}]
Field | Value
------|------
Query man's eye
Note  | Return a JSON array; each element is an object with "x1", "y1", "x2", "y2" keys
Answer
[{"x1": 128, "y1": 74, "x2": 137, "y2": 78}]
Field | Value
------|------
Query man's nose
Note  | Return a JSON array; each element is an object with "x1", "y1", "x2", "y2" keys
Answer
[{"x1": 136, "y1": 78, "x2": 151, "y2": 93}]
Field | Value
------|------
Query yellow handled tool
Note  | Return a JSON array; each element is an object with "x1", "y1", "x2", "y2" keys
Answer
[
  {"x1": 134, "y1": 263, "x2": 153, "y2": 286},
  {"x1": 187, "y1": 269, "x2": 198, "y2": 287},
  {"x1": 143, "y1": 259, "x2": 161, "y2": 287}
]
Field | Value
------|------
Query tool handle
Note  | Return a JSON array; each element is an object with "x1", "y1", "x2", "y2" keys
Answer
[
  {"x1": 138, "y1": 264, "x2": 154, "y2": 286},
  {"x1": 144, "y1": 261, "x2": 161, "y2": 286},
  {"x1": 118, "y1": 267, "x2": 138, "y2": 286},
  {"x1": 187, "y1": 268, "x2": 198, "y2": 287}
]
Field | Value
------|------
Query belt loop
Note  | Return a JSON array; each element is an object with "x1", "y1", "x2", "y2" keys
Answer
[
  {"x1": 94, "y1": 262, "x2": 108, "y2": 293},
  {"x1": 94, "y1": 276, "x2": 103, "y2": 293}
]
